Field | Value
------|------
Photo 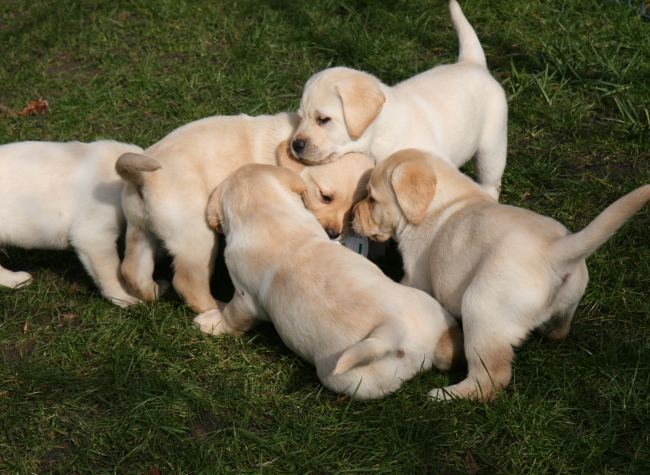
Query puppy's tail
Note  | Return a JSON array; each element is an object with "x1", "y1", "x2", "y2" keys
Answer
[
  {"x1": 552, "y1": 185, "x2": 650, "y2": 264},
  {"x1": 115, "y1": 152, "x2": 161, "y2": 187},
  {"x1": 332, "y1": 324, "x2": 403, "y2": 375},
  {"x1": 450, "y1": 0, "x2": 487, "y2": 69}
]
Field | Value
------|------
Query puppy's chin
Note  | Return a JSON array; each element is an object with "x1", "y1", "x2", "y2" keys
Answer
[
  {"x1": 299, "y1": 148, "x2": 339, "y2": 165},
  {"x1": 301, "y1": 140, "x2": 362, "y2": 165},
  {"x1": 368, "y1": 232, "x2": 391, "y2": 243},
  {"x1": 352, "y1": 219, "x2": 387, "y2": 242}
]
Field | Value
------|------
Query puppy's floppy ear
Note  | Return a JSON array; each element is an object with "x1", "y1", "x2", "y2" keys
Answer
[
  {"x1": 334, "y1": 73, "x2": 385, "y2": 139},
  {"x1": 206, "y1": 183, "x2": 226, "y2": 234},
  {"x1": 390, "y1": 157, "x2": 437, "y2": 225},
  {"x1": 276, "y1": 140, "x2": 307, "y2": 174}
]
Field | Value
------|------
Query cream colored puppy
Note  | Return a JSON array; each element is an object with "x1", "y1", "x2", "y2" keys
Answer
[
  {"x1": 116, "y1": 114, "x2": 374, "y2": 313},
  {"x1": 0, "y1": 140, "x2": 143, "y2": 307},
  {"x1": 353, "y1": 149, "x2": 650, "y2": 401},
  {"x1": 278, "y1": 141, "x2": 374, "y2": 239},
  {"x1": 291, "y1": 0, "x2": 507, "y2": 199},
  {"x1": 194, "y1": 164, "x2": 463, "y2": 399}
]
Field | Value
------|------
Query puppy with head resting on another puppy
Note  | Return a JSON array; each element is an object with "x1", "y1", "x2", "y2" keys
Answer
[
  {"x1": 352, "y1": 148, "x2": 650, "y2": 401},
  {"x1": 0, "y1": 140, "x2": 144, "y2": 307},
  {"x1": 194, "y1": 163, "x2": 464, "y2": 399},
  {"x1": 290, "y1": 0, "x2": 507, "y2": 200},
  {"x1": 116, "y1": 113, "x2": 374, "y2": 314}
]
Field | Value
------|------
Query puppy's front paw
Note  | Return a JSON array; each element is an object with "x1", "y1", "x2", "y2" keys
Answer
[
  {"x1": 0, "y1": 271, "x2": 33, "y2": 289},
  {"x1": 193, "y1": 308, "x2": 228, "y2": 335},
  {"x1": 110, "y1": 294, "x2": 141, "y2": 308}
]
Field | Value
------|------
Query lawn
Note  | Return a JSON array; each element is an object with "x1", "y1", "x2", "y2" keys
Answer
[{"x1": 1, "y1": 0, "x2": 649, "y2": 473}]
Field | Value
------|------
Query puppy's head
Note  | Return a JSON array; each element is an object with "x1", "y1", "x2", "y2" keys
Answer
[
  {"x1": 352, "y1": 149, "x2": 437, "y2": 241},
  {"x1": 291, "y1": 67, "x2": 385, "y2": 164},
  {"x1": 207, "y1": 163, "x2": 307, "y2": 235},
  {"x1": 278, "y1": 141, "x2": 374, "y2": 239},
  {"x1": 300, "y1": 152, "x2": 374, "y2": 240}
]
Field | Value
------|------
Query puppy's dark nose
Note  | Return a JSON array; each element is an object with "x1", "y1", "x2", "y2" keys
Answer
[
  {"x1": 292, "y1": 139, "x2": 306, "y2": 154},
  {"x1": 326, "y1": 228, "x2": 341, "y2": 240}
]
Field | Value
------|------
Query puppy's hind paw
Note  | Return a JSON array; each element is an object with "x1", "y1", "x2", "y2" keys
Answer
[
  {"x1": 481, "y1": 184, "x2": 501, "y2": 201},
  {"x1": 193, "y1": 308, "x2": 227, "y2": 335},
  {"x1": 428, "y1": 387, "x2": 458, "y2": 403},
  {"x1": 429, "y1": 381, "x2": 497, "y2": 402}
]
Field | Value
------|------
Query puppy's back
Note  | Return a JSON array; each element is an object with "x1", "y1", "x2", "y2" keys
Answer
[
  {"x1": 0, "y1": 140, "x2": 142, "y2": 249},
  {"x1": 260, "y1": 238, "x2": 458, "y2": 398}
]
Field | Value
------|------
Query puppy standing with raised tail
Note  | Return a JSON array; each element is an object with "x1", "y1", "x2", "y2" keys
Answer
[
  {"x1": 291, "y1": 0, "x2": 507, "y2": 199},
  {"x1": 352, "y1": 149, "x2": 650, "y2": 401},
  {"x1": 194, "y1": 164, "x2": 464, "y2": 399}
]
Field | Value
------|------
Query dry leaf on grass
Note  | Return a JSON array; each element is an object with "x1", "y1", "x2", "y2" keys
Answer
[
  {"x1": 465, "y1": 450, "x2": 480, "y2": 475},
  {"x1": 62, "y1": 314, "x2": 78, "y2": 323},
  {"x1": 21, "y1": 99, "x2": 49, "y2": 116}
]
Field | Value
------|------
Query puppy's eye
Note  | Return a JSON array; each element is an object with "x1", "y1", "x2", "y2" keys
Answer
[
  {"x1": 316, "y1": 117, "x2": 331, "y2": 126},
  {"x1": 368, "y1": 196, "x2": 376, "y2": 204},
  {"x1": 320, "y1": 191, "x2": 333, "y2": 203}
]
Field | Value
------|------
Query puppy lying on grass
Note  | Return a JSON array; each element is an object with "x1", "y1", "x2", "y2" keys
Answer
[
  {"x1": 194, "y1": 164, "x2": 463, "y2": 399},
  {"x1": 352, "y1": 148, "x2": 650, "y2": 401},
  {"x1": 0, "y1": 140, "x2": 143, "y2": 307},
  {"x1": 116, "y1": 114, "x2": 374, "y2": 314}
]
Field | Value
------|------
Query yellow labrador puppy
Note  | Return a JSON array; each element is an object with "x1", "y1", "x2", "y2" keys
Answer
[
  {"x1": 0, "y1": 140, "x2": 143, "y2": 307},
  {"x1": 116, "y1": 114, "x2": 374, "y2": 313},
  {"x1": 277, "y1": 141, "x2": 374, "y2": 239},
  {"x1": 291, "y1": 0, "x2": 507, "y2": 199},
  {"x1": 194, "y1": 163, "x2": 463, "y2": 399},
  {"x1": 353, "y1": 149, "x2": 650, "y2": 401}
]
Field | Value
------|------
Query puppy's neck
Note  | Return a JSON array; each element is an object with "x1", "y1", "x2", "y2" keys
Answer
[
  {"x1": 395, "y1": 172, "x2": 493, "y2": 292},
  {"x1": 367, "y1": 87, "x2": 408, "y2": 159},
  {"x1": 397, "y1": 223, "x2": 435, "y2": 293}
]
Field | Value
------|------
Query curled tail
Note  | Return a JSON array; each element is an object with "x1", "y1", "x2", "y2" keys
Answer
[
  {"x1": 553, "y1": 185, "x2": 650, "y2": 263},
  {"x1": 450, "y1": 0, "x2": 487, "y2": 68},
  {"x1": 333, "y1": 324, "x2": 403, "y2": 375},
  {"x1": 115, "y1": 152, "x2": 161, "y2": 187}
]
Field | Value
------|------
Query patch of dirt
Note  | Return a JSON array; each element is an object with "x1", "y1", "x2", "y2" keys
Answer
[
  {"x1": 561, "y1": 151, "x2": 646, "y2": 183},
  {"x1": 47, "y1": 55, "x2": 102, "y2": 83},
  {"x1": 1, "y1": 340, "x2": 39, "y2": 365},
  {"x1": 38, "y1": 434, "x2": 78, "y2": 474},
  {"x1": 185, "y1": 411, "x2": 227, "y2": 439}
]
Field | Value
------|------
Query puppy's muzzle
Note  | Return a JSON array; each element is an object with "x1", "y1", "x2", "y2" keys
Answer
[
  {"x1": 326, "y1": 228, "x2": 341, "y2": 240},
  {"x1": 292, "y1": 139, "x2": 306, "y2": 155}
]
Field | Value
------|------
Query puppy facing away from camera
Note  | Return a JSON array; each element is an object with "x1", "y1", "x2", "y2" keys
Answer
[
  {"x1": 353, "y1": 148, "x2": 650, "y2": 401},
  {"x1": 291, "y1": 0, "x2": 507, "y2": 199},
  {"x1": 0, "y1": 140, "x2": 144, "y2": 307},
  {"x1": 116, "y1": 114, "x2": 374, "y2": 314},
  {"x1": 193, "y1": 164, "x2": 463, "y2": 399}
]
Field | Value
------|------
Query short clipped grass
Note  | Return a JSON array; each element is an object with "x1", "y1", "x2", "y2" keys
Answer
[{"x1": 1, "y1": 0, "x2": 649, "y2": 473}]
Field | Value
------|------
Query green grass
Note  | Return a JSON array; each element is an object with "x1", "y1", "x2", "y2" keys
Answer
[{"x1": 1, "y1": 0, "x2": 649, "y2": 473}]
